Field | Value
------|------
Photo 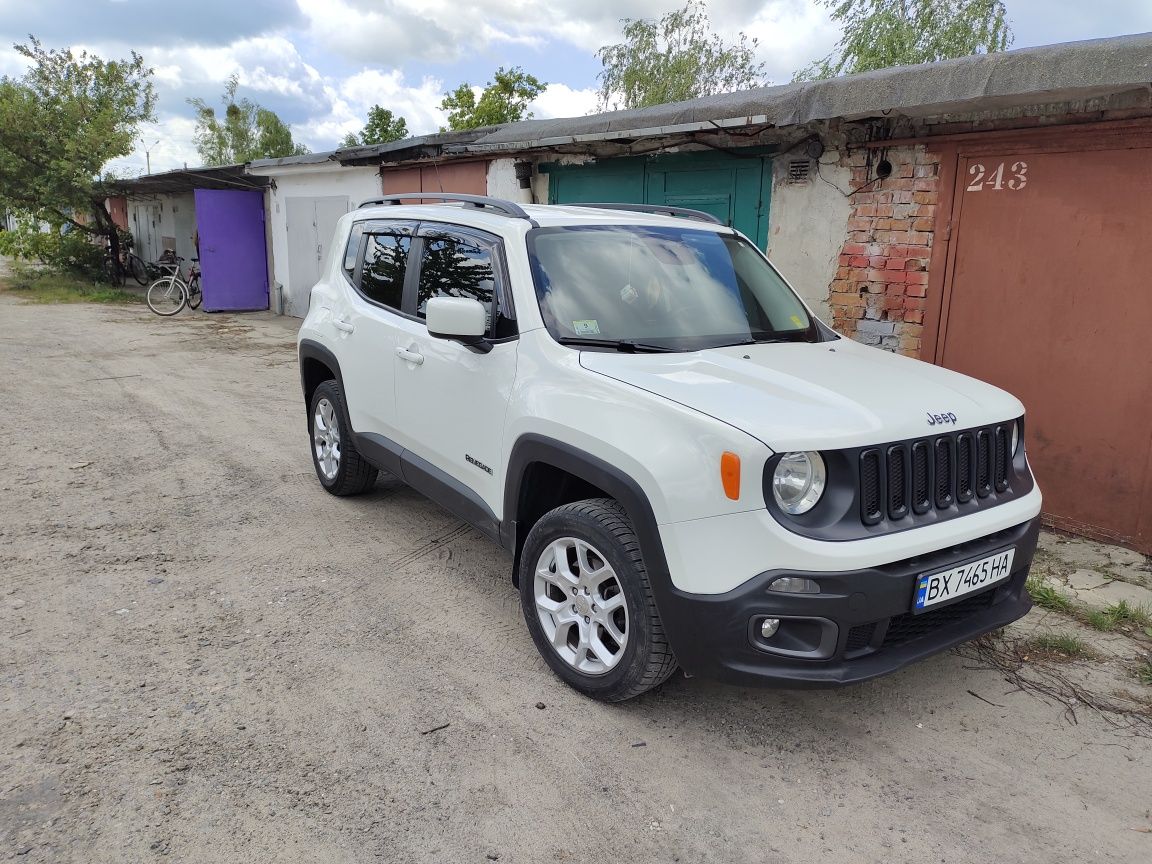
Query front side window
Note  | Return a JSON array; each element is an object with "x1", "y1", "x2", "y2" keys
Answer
[
  {"x1": 359, "y1": 232, "x2": 411, "y2": 310},
  {"x1": 527, "y1": 225, "x2": 819, "y2": 351},
  {"x1": 416, "y1": 232, "x2": 497, "y2": 332}
]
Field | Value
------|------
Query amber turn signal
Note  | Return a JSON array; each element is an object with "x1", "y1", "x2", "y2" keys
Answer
[{"x1": 720, "y1": 451, "x2": 741, "y2": 500}]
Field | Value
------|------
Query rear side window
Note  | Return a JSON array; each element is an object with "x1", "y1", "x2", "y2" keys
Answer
[
  {"x1": 416, "y1": 232, "x2": 497, "y2": 331},
  {"x1": 342, "y1": 223, "x2": 365, "y2": 280},
  {"x1": 359, "y1": 232, "x2": 411, "y2": 310}
]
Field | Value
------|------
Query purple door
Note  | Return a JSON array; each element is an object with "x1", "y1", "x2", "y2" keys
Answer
[{"x1": 194, "y1": 189, "x2": 269, "y2": 312}]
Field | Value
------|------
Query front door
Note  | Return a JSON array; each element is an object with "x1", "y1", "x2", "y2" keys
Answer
[{"x1": 391, "y1": 226, "x2": 518, "y2": 518}]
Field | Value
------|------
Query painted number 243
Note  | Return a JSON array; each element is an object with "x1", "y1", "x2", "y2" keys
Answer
[{"x1": 967, "y1": 161, "x2": 1028, "y2": 192}]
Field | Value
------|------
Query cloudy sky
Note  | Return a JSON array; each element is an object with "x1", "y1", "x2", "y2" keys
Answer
[{"x1": 1, "y1": 0, "x2": 1149, "y2": 175}]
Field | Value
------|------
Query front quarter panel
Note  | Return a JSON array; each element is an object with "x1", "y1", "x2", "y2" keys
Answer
[{"x1": 505, "y1": 331, "x2": 773, "y2": 526}]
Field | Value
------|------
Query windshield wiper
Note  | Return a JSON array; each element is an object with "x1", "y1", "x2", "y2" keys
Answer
[{"x1": 556, "y1": 337, "x2": 679, "y2": 353}]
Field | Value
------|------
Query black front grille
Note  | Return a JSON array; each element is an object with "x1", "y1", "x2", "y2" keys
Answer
[
  {"x1": 861, "y1": 449, "x2": 882, "y2": 524},
  {"x1": 859, "y1": 422, "x2": 1016, "y2": 527},
  {"x1": 845, "y1": 621, "x2": 877, "y2": 653},
  {"x1": 881, "y1": 590, "x2": 996, "y2": 649},
  {"x1": 911, "y1": 442, "x2": 931, "y2": 514}
]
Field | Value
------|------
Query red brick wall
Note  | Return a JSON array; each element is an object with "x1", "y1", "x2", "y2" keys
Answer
[{"x1": 828, "y1": 146, "x2": 940, "y2": 358}]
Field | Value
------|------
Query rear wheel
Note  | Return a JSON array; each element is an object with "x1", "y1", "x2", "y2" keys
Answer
[
  {"x1": 187, "y1": 278, "x2": 202, "y2": 310},
  {"x1": 519, "y1": 499, "x2": 677, "y2": 701},
  {"x1": 146, "y1": 277, "x2": 186, "y2": 316},
  {"x1": 308, "y1": 380, "x2": 377, "y2": 495}
]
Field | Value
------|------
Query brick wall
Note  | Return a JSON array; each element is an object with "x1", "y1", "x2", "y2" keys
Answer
[{"x1": 827, "y1": 146, "x2": 940, "y2": 358}]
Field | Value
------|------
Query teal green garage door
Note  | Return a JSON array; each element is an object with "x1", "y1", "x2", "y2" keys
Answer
[{"x1": 545, "y1": 152, "x2": 771, "y2": 248}]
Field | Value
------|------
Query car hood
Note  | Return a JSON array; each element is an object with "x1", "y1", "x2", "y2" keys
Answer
[{"x1": 579, "y1": 338, "x2": 1024, "y2": 452}]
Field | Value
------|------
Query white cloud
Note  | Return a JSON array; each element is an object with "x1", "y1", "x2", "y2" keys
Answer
[
  {"x1": 107, "y1": 115, "x2": 202, "y2": 176},
  {"x1": 299, "y1": 68, "x2": 449, "y2": 147},
  {"x1": 531, "y1": 83, "x2": 599, "y2": 119}
]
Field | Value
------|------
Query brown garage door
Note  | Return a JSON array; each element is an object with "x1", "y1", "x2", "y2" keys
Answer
[
  {"x1": 380, "y1": 161, "x2": 488, "y2": 198},
  {"x1": 929, "y1": 132, "x2": 1152, "y2": 552}
]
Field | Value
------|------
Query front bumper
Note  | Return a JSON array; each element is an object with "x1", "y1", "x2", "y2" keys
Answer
[{"x1": 658, "y1": 517, "x2": 1040, "y2": 687}]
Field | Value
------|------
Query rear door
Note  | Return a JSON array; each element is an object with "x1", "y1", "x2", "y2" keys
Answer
[{"x1": 336, "y1": 221, "x2": 415, "y2": 447}]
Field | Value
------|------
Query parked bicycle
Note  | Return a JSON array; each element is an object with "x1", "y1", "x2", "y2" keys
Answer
[
  {"x1": 100, "y1": 241, "x2": 150, "y2": 286},
  {"x1": 145, "y1": 256, "x2": 202, "y2": 316}
]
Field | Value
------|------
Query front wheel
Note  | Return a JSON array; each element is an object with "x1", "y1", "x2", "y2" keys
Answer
[
  {"x1": 146, "y1": 277, "x2": 186, "y2": 316},
  {"x1": 519, "y1": 499, "x2": 677, "y2": 701}
]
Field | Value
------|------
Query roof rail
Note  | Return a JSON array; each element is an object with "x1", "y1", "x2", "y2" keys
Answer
[
  {"x1": 565, "y1": 202, "x2": 724, "y2": 225},
  {"x1": 358, "y1": 192, "x2": 532, "y2": 221}
]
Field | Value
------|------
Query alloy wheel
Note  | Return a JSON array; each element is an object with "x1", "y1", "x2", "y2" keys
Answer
[
  {"x1": 313, "y1": 397, "x2": 341, "y2": 480},
  {"x1": 533, "y1": 537, "x2": 629, "y2": 675}
]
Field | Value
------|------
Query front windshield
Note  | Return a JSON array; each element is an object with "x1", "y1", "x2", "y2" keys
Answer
[{"x1": 527, "y1": 225, "x2": 820, "y2": 351}]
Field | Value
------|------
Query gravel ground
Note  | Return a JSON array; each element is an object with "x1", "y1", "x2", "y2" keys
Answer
[{"x1": 1, "y1": 295, "x2": 1149, "y2": 863}]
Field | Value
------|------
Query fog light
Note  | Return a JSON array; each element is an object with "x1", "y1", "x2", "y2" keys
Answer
[
  {"x1": 760, "y1": 617, "x2": 781, "y2": 638},
  {"x1": 768, "y1": 577, "x2": 820, "y2": 594}
]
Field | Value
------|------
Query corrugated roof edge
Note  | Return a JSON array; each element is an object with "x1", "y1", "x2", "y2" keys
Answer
[
  {"x1": 457, "y1": 31, "x2": 1152, "y2": 151},
  {"x1": 244, "y1": 32, "x2": 1152, "y2": 172},
  {"x1": 247, "y1": 152, "x2": 339, "y2": 168}
]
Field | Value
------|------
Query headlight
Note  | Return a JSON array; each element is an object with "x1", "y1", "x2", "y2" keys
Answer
[
  {"x1": 771, "y1": 451, "x2": 827, "y2": 515},
  {"x1": 1010, "y1": 419, "x2": 1021, "y2": 455}
]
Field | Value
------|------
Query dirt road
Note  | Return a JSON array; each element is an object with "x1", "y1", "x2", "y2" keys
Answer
[{"x1": 1, "y1": 296, "x2": 1148, "y2": 863}]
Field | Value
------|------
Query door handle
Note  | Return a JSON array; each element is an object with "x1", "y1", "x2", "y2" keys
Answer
[
  {"x1": 395, "y1": 346, "x2": 424, "y2": 366},
  {"x1": 333, "y1": 318, "x2": 355, "y2": 333}
]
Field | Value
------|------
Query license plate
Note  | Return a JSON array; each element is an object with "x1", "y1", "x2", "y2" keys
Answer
[{"x1": 913, "y1": 548, "x2": 1015, "y2": 612}]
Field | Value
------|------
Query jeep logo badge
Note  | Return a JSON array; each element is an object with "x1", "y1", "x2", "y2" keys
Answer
[{"x1": 927, "y1": 412, "x2": 958, "y2": 426}]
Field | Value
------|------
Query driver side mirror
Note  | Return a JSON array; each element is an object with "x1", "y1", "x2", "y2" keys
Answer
[{"x1": 425, "y1": 297, "x2": 491, "y2": 353}]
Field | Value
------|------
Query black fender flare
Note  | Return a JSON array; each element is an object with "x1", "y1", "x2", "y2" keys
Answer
[
  {"x1": 298, "y1": 338, "x2": 344, "y2": 404},
  {"x1": 502, "y1": 434, "x2": 688, "y2": 644}
]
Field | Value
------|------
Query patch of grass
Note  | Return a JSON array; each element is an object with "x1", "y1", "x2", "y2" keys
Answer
[
  {"x1": 1024, "y1": 632, "x2": 1096, "y2": 660},
  {"x1": 1086, "y1": 608, "x2": 1118, "y2": 631},
  {"x1": 1137, "y1": 662, "x2": 1152, "y2": 687},
  {"x1": 1026, "y1": 575, "x2": 1075, "y2": 614},
  {"x1": 1086, "y1": 600, "x2": 1152, "y2": 633},
  {"x1": 1, "y1": 267, "x2": 140, "y2": 305}
]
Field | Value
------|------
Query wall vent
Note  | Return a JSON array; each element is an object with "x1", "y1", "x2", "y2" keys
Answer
[{"x1": 788, "y1": 159, "x2": 812, "y2": 183}]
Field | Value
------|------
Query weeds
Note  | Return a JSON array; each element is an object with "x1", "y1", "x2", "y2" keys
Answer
[
  {"x1": 1137, "y1": 662, "x2": 1152, "y2": 687},
  {"x1": 0, "y1": 267, "x2": 140, "y2": 305},
  {"x1": 1086, "y1": 601, "x2": 1152, "y2": 633},
  {"x1": 1026, "y1": 575, "x2": 1074, "y2": 614},
  {"x1": 1025, "y1": 632, "x2": 1095, "y2": 660}
]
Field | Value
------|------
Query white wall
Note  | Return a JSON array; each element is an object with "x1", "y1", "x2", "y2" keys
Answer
[
  {"x1": 248, "y1": 162, "x2": 382, "y2": 316},
  {"x1": 487, "y1": 158, "x2": 536, "y2": 204},
  {"x1": 765, "y1": 152, "x2": 853, "y2": 324},
  {"x1": 126, "y1": 192, "x2": 197, "y2": 265}
]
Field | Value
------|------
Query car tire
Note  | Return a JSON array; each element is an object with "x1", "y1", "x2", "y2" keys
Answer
[
  {"x1": 519, "y1": 498, "x2": 678, "y2": 702},
  {"x1": 308, "y1": 380, "x2": 378, "y2": 496}
]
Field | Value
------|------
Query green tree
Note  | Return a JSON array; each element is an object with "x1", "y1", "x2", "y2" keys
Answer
[
  {"x1": 340, "y1": 105, "x2": 408, "y2": 148},
  {"x1": 0, "y1": 37, "x2": 156, "y2": 271},
  {"x1": 440, "y1": 66, "x2": 545, "y2": 131},
  {"x1": 188, "y1": 75, "x2": 309, "y2": 165},
  {"x1": 797, "y1": 0, "x2": 1013, "y2": 80},
  {"x1": 596, "y1": 1, "x2": 766, "y2": 111}
]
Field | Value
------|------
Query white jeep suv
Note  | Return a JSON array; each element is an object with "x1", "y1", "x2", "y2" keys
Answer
[{"x1": 297, "y1": 193, "x2": 1042, "y2": 702}]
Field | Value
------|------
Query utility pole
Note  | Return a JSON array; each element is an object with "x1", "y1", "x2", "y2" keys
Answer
[{"x1": 140, "y1": 138, "x2": 160, "y2": 175}]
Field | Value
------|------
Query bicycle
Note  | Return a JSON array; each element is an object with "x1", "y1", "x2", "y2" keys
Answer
[
  {"x1": 99, "y1": 240, "x2": 150, "y2": 286},
  {"x1": 145, "y1": 257, "x2": 202, "y2": 316}
]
